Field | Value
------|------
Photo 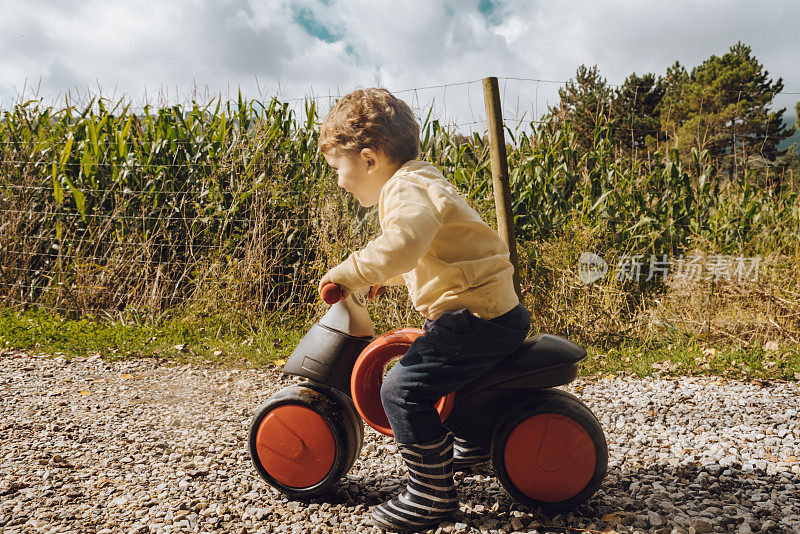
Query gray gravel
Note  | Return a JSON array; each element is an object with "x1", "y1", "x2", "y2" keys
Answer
[{"x1": 1, "y1": 350, "x2": 798, "y2": 534}]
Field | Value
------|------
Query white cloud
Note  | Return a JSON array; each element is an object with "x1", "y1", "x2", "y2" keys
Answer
[{"x1": 0, "y1": 0, "x2": 797, "y2": 136}]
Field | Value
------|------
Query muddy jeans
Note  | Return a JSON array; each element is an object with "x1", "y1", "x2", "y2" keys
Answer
[{"x1": 379, "y1": 302, "x2": 531, "y2": 444}]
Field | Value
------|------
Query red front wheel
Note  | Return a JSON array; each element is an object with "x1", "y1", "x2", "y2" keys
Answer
[{"x1": 247, "y1": 384, "x2": 362, "y2": 499}]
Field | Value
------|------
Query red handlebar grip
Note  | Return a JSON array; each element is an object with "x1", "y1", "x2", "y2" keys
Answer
[{"x1": 321, "y1": 282, "x2": 343, "y2": 304}]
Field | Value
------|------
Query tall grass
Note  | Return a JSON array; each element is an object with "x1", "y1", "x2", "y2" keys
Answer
[
  {"x1": 1, "y1": 93, "x2": 339, "y2": 326},
  {"x1": 1, "y1": 92, "x2": 798, "y2": 347}
]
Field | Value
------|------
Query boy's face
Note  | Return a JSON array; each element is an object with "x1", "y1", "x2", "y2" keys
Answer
[{"x1": 322, "y1": 148, "x2": 392, "y2": 208}]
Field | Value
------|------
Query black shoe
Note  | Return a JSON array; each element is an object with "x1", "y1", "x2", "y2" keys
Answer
[
  {"x1": 369, "y1": 430, "x2": 459, "y2": 532},
  {"x1": 453, "y1": 436, "x2": 491, "y2": 471}
]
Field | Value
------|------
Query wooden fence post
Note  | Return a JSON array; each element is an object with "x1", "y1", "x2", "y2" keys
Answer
[{"x1": 482, "y1": 76, "x2": 522, "y2": 302}]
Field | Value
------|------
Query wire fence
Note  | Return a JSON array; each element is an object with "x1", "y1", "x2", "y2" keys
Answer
[
  {"x1": 6, "y1": 75, "x2": 797, "y2": 138},
  {"x1": 2, "y1": 75, "x2": 799, "y2": 326}
]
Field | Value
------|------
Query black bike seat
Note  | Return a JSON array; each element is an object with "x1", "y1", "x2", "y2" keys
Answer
[
  {"x1": 458, "y1": 333, "x2": 588, "y2": 394},
  {"x1": 511, "y1": 333, "x2": 587, "y2": 369}
]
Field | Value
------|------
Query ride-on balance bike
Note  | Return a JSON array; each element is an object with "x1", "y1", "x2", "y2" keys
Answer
[{"x1": 248, "y1": 282, "x2": 608, "y2": 513}]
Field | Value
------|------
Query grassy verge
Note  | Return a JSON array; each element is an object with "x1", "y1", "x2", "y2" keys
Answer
[
  {"x1": 581, "y1": 340, "x2": 800, "y2": 383},
  {"x1": 1, "y1": 306, "x2": 798, "y2": 382},
  {"x1": 0, "y1": 306, "x2": 307, "y2": 368}
]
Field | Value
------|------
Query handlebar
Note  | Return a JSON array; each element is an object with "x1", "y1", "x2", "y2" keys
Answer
[
  {"x1": 321, "y1": 282, "x2": 343, "y2": 304},
  {"x1": 321, "y1": 282, "x2": 387, "y2": 304}
]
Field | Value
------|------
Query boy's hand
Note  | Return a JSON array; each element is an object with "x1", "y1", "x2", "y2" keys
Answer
[
  {"x1": 319, "y1": 271, "x2": 351, "y2": 302},
  {"x1": 367, "y1": 284, "x2": 387, "y2": 301}
]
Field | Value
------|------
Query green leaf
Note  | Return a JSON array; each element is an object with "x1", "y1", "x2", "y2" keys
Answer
[
  {"x1": 59, "y1": 134, "x2": 74, "y2": 171},
  {"x1": 87, "y1": 119, "x2": 100, "y2": 159},
  {"x1": 588, "y1": 190, "x2": 613, "y2": 212},
  {"x1": 51, "y1": 161, "x2": 64, "y2": 204},
  {"x1": 63, "y1": 173, "x2": 86, "y2": 222}
]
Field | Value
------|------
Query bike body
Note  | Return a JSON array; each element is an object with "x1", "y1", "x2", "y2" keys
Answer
[{"x1": 248, "y1": 285, "x2": 608, "y2": 512}]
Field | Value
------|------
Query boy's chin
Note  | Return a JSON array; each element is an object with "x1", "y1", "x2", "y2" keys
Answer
[{"x1": 357, "y1": 196, "x2": 378, "y2": 207}]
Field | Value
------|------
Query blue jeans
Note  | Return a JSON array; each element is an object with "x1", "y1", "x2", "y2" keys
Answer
[{"x1": 379, "y1": 302, "x2": 531, "y2": 444}]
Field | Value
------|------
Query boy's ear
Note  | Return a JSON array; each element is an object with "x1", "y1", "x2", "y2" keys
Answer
[{"x1": 360, "y1": 147, "x2": 378, "y2": 171}]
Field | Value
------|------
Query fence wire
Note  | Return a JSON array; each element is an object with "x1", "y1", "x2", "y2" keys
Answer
[{"x1": 2, "y1": 75, "x2": 798, "y2": 320}]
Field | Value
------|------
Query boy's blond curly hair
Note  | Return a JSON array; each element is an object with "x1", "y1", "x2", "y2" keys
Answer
[{"x1": 318, "y1": 87, "x2": 420, "y2": 164}]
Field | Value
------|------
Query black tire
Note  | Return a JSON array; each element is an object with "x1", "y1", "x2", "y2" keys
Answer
[
  {"x1": 300, "y1": 381, "x2": 364, "y2": 471},
  {"x1": 490, "y1": 389, "x2": 608, "y2": 513},
  {"x1": 247, "y1": 384, "x2": 361, "y2": 499}
]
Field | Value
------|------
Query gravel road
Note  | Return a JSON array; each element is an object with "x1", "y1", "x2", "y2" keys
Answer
[{"x1": 1, "y1": 351, "x2": 798, "y2": 534}]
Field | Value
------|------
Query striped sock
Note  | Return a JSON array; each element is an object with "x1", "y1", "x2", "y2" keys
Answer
[
  {"x1": 370, "y1": 430, "x2": 459, "y2": 532},
  {"x1": 453, "y1": 436, "x2": 491, "y2": 471}
]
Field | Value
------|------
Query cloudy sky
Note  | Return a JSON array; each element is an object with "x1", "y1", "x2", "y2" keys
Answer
[{"x1": 2, "y1": 0, "x2": 798, "y2": 140}]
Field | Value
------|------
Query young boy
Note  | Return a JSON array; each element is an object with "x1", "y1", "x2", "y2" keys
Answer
[{"x1": 317, "y1": 87, "x2": 531, "y2": 532}]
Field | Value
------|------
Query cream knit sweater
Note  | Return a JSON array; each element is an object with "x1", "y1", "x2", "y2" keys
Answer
[{"x1": 327, "y1": 159, "x2": 520, "y2": 321}]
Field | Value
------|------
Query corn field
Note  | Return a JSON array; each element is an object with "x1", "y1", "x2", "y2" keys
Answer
[{"x1": 1, "y1": 93, "x2": 799, "y2": 344}]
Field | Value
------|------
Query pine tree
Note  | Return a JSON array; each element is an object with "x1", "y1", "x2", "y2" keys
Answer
[
  {"x1": 544, "y1": 65, "x2": 613, "y2": 152},
  {"x1": 610, "y1": 72, "x2": 665, "y2": 156},
  {"x1": 658, "y1": 42, "x2": 792, "y2": 178},
  {"x1": 794, "y1": 101, "x2": 800, "y2": 144}
]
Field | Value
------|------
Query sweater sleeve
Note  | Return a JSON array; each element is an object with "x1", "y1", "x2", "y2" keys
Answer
[{"x1": 327, "y1": 177, "x2": 442, "y2": 292}]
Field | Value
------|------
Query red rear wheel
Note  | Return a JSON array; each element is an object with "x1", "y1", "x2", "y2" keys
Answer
[
  {"x1": 504, "y1": 413, "x2": 597, "y2": 502},
  {"x1": 491, "y1": 390, "x2": 607, "y2": 512}
]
